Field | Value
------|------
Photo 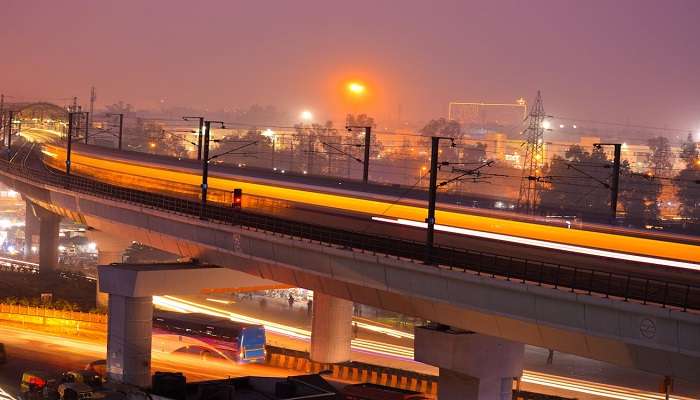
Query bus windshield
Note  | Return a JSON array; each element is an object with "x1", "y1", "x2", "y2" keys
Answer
[{"x1": 153, "y1": 310, "x2": 266, "y2": 363}]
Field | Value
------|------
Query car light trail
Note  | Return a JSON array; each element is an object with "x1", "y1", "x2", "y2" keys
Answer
[
  {"x1": 522, "y1": 371, "x2": 692, "y2": 400},
  {"x1": 205, "y1": 298, "x2": 234, "y2": 305},
  {"x1": 154, "y1": 296, "x2": 413, "y2": 357},
  {"x1": 373, "y1": 217, "x2": 700, "y2": 272},
  {"x1": 0, "y1": 386, "x2": 17, "y2": 400},
  {"x1": 156, "y1": 296, "x2": 693, "y2": 400}
]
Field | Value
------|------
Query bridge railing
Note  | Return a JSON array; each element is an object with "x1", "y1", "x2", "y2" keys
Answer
[{"x1": 2, "y1": 160, "x2": 699, "y2": 312}]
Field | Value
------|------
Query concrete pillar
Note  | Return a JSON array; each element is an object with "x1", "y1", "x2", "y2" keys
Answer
[
  {"x1": 96, "y1": 250, "x2": 125, "y2": 308},
  {"x1": 24, "y1": 200, "x2": 40, "y2": 258},
  {"x1": 415, "y1": 327, "x2": 524, "y2": 400},
  {"x1": 106, "y1": 294, "x2": 153, "y2": 387},
  {"x1": 309, "y1": 292, "x2": 353, "y2": 363},
  {"x1": 86, "y1": 231, "x2": 132, "y2": 309},
  {"x1": 38, "y1": 210, "x2": 60, "y2": 275}
]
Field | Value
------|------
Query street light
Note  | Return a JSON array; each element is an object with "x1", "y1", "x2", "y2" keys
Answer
[
  {"x1": 300, "y1": 110, "x2": 313, "y2": 122},
  {"x1": 347, "y1": 82, "x2": 366, "y2": 95}
]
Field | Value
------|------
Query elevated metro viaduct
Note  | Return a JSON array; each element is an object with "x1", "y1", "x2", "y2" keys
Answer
[
  {"x1": 38, "y1": 142, "x2": 700, "y2": 284},
  {"x1": 1, "y1": 158, "x2": 699, "y2": 399}
]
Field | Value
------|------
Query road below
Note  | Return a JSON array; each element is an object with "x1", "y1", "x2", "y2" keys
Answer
[
  {"x1": 166, "y1": 293, "x2": 700, "y2": 400},
  {"x1": 0, "y1": 322, "x2": 290, "y2": 398}
]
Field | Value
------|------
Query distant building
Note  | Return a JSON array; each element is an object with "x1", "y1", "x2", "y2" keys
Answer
[{"x1": 448, "y1": 99, "x2": 527, "y2": 137}]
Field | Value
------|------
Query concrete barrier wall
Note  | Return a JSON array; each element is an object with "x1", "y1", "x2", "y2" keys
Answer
[{"x1": 0, "y1": 303, "x2": 108, "y2": 331}]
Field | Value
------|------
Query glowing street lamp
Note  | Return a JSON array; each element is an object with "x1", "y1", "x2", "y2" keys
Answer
[
  {"x1": 347, "y1": 82, "x2": 366, "y2": 95},
  {"x1": 300, "y1": 110, "x2": 313, "y2": 122}
]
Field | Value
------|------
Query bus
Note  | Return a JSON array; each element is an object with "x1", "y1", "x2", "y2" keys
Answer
[{"x1": 153, "y1": 310, "x2": 266, "y2": 363}]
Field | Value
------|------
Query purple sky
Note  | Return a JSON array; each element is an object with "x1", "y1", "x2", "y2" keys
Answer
[{"x1": 1, "y1": 0, "x2": 699, "y2": 131}]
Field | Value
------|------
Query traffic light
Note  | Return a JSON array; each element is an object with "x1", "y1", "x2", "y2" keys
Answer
[{"x1": 233, "y1": 188, "x2": 242, "y2": 208}]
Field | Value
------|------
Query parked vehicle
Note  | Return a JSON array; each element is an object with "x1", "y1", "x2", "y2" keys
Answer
[
  {"x1": 20, "y1": 371, "x2": 56, "y2": 400},
  {"x1": 341, "y1": 383, "x2": 431, "y2": 400},
  {"x1": 57, "y1": 382, "x2": 94, "y2": 400},
  {"x1": 84, "y1": 361, "x2": 106, "y2": 379}
]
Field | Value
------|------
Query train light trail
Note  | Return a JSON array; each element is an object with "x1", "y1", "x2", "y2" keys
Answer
[
  {"x1": 43, "y1": 143, "x2": 699, "y2": 265},
  {"x1": 372, "y1": 217, "x2": 700, "y2": 272}
]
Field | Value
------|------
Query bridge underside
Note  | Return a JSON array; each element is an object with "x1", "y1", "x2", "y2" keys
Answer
[{"x1": 1, "y1": 171, "x2": 699, "y2": 384}]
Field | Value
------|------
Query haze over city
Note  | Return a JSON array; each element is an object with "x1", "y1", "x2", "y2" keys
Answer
[
  {"x1": 1, "y1": 2, "x2": 700, "y2": 400},
  {"x1": 2, "y1": 0, "x2": 699, "y2": 132}
]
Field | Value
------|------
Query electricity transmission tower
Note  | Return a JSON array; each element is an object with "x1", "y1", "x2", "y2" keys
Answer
[{"x1": 517, "y1": 91, "x2": 547, "y2": 213}]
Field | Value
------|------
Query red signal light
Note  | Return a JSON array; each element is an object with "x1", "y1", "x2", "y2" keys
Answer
[{"x1": 233, "y1": 188, "x2": 242, "y2": 208}]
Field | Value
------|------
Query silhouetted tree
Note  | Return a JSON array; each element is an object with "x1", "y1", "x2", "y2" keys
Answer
[
  {"x1": 419, "y1": 118, "x2": 461, "y2": 137},
  {"x1": 538, "y1": 145, "x2": 660, "y2": 226},
  {"x1": 676, "y1": 134, "x2": 700, "y2": 230},
  {"x1": 647, "y1": 136, "x2": 674, "y2": 177},
  {"x1": 104, "y1": 101, "x2": 134, "y2": 115},
  {"x1": 293, "y1": 121, "x2": 337, "y2": 175}
]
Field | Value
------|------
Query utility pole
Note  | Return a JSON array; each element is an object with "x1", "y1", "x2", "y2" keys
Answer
[
  {"x1": 200, "y1": 120, "x2": 225, "y2": 219},
  {"x1": 271, "y1": 136, "x2": 276, "y2": 170},
  {"x1": 89, "y1": 87, "x2": 96, "y2": 129},
  {"x1": 66, "y1": 113, "x2": 75, "y2": 175},
  {"x1": 595, "y1": 143, "x2": 622, "y2": 224},
  {"x1": 107, "y1": 113, "x2": 124, "y2": 150},
  {"x1": 425, "y1": 136, "x2": 453, "y2": 264},
  {"x1": 183, "y1": 116, "x2": 204, "y2": 160},
  {"x1": 362, "y1": 126, "x2": 371, "y2": 184},
  {"x1": 610, "y1": 143, "x2": 621, "y2": 225},
  {"x1": 346, "y1": 125, "x2": 372, "y2": 183},
  {"x1": 6, "y1": 111, "x2": 15, "y2": 159},
  {"x1": 84, "y1": 112, "x2": 90, "y2": 144},
  {"x1": 0, "y1": 94, "x2": 4, "y2": 136},
  {"x1": 117, "y1": 113, "x2": 123, "y2": 150}
]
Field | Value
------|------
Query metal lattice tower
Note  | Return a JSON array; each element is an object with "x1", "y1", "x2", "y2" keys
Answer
[{"x1": 517, "y1": 91, "x2": 546, "y2": 212}]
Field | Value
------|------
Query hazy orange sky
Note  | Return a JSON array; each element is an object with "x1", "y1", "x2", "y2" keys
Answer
[{"x1": 1, "y1": 0, "x2": 699, "y2": 131}]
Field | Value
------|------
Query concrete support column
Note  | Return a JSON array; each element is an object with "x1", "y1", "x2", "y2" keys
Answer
[
  {"x1": 309, "y1": 292, "x2": 353, "y2": 363},
  {"x1": 24, "y1": 200, "x2": 40, "y2": 258},
  {"x1": 106, "y1": 294, "x2": 153, "y2": 387},
  {"x1": 415, "y1": 327, "x2": 524, "y2": 400},
  {"x1": 96, "y1": 250, "x2": 125, "y2": 309},
  {"x1": 38, "y1": 209, "x2": 60, "y2": 275},
  {"x1": 86, "y1": 230, "x2": 132, "y2": 309}
]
